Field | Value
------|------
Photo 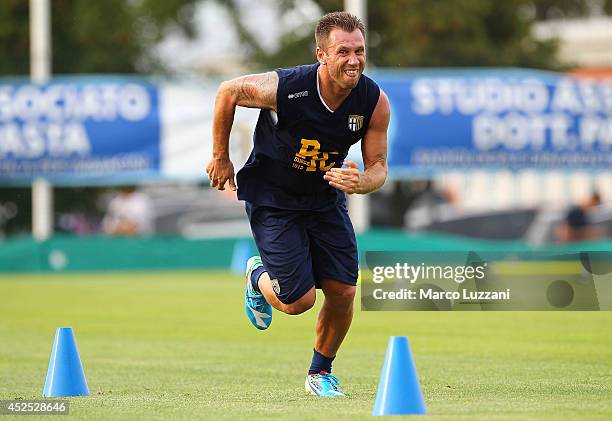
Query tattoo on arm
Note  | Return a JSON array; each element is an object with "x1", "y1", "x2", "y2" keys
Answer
[
  {"x1": 364, "y1": 153, "x2": 386, "y2": 169},
  {"x1": 229, "y1": 72, "x2": 278, "y2": 110}
]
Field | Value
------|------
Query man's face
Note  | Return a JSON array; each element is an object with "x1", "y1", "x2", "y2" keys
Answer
[{"x1": 317, "y1": 28, "x2": 366, "y2": 90}]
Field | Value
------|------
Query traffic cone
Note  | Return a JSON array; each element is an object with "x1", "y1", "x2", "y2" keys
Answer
[
  {"x1": 42, "y1": 327, "x2": 90, "y2": 397},
  {"x1": 230, "y1": 240, "x2": 251, "y2": 275},
  {"x1": 372, "y1": 336, "x2": 427, "y2": 416}
]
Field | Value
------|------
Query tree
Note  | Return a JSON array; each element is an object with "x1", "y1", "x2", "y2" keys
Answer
[
  {"x1": 223, "y1": 0, "x2": 612, "y2": 70},
  {"x1": 222, "y1": 0, "x2": 338, "y2": 70},
  {"x1": 0, "y1": 0, "x2": 197, "y2": 75},
  {"x1": 0, "y1": 0, "x2": 199, "y2": 236},
  {"x1": 367, "y1": 0, "x2": 561, "y2": 68}
]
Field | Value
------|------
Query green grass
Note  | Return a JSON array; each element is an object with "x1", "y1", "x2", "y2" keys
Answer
[{"x1": 0, "y1": 271, "x2": 611, "y2": 420}]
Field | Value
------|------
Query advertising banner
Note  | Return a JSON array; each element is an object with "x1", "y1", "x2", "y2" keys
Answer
[
  {"x1": 372, "y1": 69, "x2": 612, "y2": 175},
  {"x1": 2, "y1": 70, "x2": 611, "y2": 185},
  {"x1": 0, "y1": 77, "x2": 161, "y2": 184},
  {"x1": 0, "y1": 76, "x2": 259, "y2": 186}
]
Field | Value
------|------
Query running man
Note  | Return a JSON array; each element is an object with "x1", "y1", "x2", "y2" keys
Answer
[{"x1": 206, "y1": 11, "x2": 390, "y2": 396}]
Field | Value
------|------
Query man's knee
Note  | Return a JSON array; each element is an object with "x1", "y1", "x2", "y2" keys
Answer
[
  {"x1": 322, "y1": 280, "x2": 356, "y2": 305},
  {"x1": 282, "y1": 288, "x2": 316, "y2": 315}
]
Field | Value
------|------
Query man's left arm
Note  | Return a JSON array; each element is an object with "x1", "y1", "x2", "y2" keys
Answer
[{"x1": 324, "y1": 90, "x2": 390, "y2": 194}]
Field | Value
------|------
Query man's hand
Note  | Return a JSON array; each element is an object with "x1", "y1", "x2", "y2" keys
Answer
[
  {"x1": 206, "y1": 157, "x2": 236, "y2": 191},
  {"x1": 324, "y1": 161, "x2": 363, "y2": 194}
]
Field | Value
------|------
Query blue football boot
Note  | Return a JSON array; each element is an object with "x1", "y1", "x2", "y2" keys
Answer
[
  {"x1": 305, "y1": 371, "x2": 345, "y2": 396},
  {"x1": 245, "y1": 256, "x2": 272, "y2": 330}
]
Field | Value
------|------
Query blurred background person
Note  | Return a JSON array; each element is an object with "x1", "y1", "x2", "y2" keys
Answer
[
  {"x1": 102, "y1": 186, "x2": 154, "y2": 236},
  {"x1": 555, "y1": 192, "x2": 603, "y2": 242}
]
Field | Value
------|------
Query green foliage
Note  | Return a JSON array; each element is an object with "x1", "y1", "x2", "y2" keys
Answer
[
  {"x1": 0, "y1": 0, "x2": 197, "y2": 75},
  {"x1": 223, "y1": 0, "x2": 342, "y2": 69},
  {"x1": 0, "y1": 0, "x2": 30, "y2": 75},
  {"x1": 3, "y1": 0, "x2": 609, "y2": 75},
  {"x1": 367, "y1": 0, "x2": 561, "y2": 69},
  {"x1": 227, "y1": 0, "x2": 612, "y2": 70}
]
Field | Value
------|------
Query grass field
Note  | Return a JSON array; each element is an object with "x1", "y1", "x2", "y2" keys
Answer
[{"x1": 1, "y1": 271, "x2": 611, "y2": 420}]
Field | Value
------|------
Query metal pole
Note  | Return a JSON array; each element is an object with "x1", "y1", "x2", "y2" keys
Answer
[
  {"x1": 345, "y1": 0, "x2": 367, "y2": 30},
  {"x1": 30, "y1": 0, "x2": 53, "y2": 241},
  {"x1": 344, "y1": 0, "x2": 370, "y2": 234}
]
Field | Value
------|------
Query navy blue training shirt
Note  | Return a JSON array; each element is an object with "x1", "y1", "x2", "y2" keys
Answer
[{"x1": 236, "y1": 63, "x2": 380, "y2": 210}]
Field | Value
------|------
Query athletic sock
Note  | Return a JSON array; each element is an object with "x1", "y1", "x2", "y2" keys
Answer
[
  {"x1": 250, "y1": 265, "x2": 266, "y2": 293},
  {"x1": 308, "y1": 349, "x2": 335, "y2": 374}
]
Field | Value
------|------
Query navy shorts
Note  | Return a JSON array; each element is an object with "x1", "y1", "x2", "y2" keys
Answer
[{"x1": 245, "y1": 202, "x2": 358, "y2": 305}]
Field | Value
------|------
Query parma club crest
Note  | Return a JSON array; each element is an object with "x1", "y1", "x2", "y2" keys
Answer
[
  {"x1": 348, "y1": 115, "x2": 364, "y2": 132},
  {"x1": 271, "y1": 279, "x2": 281, "y2": 295}
]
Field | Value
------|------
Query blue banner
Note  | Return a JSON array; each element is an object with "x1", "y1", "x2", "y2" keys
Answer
[
  {"x1": 0, "y1": 77, "x2": 160, "y2": 184},
  {"x1": 372, "y1": 68, "x2": 612, "y2": 175},
  {"x1": 2, "y1": 70, "x2": 612, "y2": 186}
]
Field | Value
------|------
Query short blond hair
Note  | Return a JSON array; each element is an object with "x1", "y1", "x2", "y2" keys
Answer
[{"x1": 315, "y1": 11, "x2": 365, "y2": 48}]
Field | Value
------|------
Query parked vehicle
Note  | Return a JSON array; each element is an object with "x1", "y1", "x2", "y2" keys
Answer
[{"x1": 406, "y1": 204, "x2": 612, "y2": 245}]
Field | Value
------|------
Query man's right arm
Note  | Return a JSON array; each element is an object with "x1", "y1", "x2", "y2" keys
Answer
[{"x1": 207, "y1": 72, "x2": 279, "y2": 191}]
